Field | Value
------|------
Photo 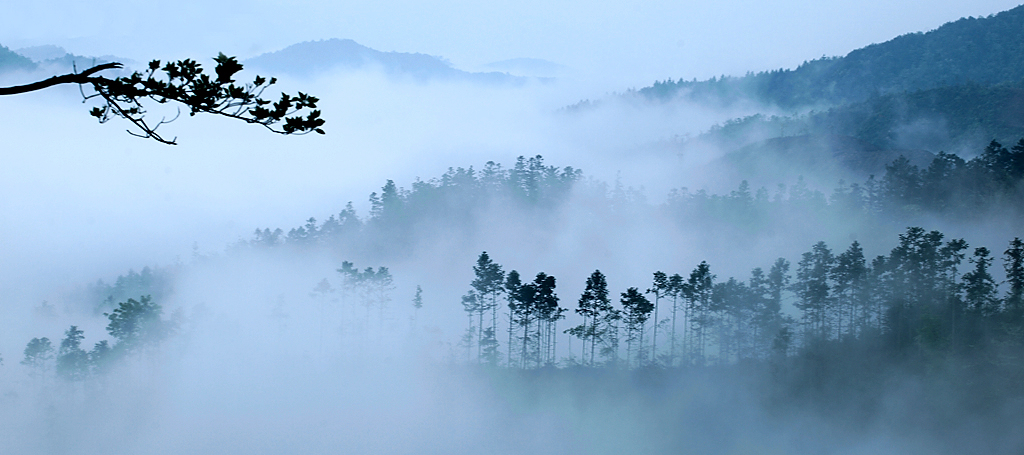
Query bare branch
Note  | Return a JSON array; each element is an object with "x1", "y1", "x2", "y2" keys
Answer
[
  {"x1": 0, "y1": 63, "x2": 122, "y2": 96},
  {"x1": 96, "y1": 88, "x2": 175, "y2": 144}
]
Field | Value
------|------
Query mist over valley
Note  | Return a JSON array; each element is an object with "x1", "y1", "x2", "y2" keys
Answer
[{"x1": 3, "y1": 3, "x2": 1024, "y2": 454}]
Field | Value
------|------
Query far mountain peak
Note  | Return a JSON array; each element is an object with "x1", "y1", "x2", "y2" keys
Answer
[{"x1": 245, "y1": 38, "x2": 525, "y2": 84}]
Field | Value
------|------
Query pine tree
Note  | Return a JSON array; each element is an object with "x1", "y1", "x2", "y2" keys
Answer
[
  {"x1": 337, "y1": 261, "x2": 360, "y2": 304},
  {"x1": 940, "y1": 238, "x2": 968, "y2": 349},
  {"x1": 413, "y1": 285, "x2": 424, "y2": 311},
  {"x1": 504, "y1": 270, "x2": 523, "y2": 368},
  {"x1": 532, "y1": 273, "x2": 563, "y2": 366},
  {"x1": 480, "y1": 327, "x2": 500, "y2": 366},
  {"x1": 471, "y1": 252, "x2": 505, "y2": 364},
  {"x1": 598, "y1": 298, "x2": 623, "y2": 368},
  {"x1": 711, "y1": 277, "x2": 751, "y2": 362},
  {"x1": 667, "y1": 273, "x2": 685, "y2": 366},
  {"x1": 884, "y1": 228, "x2": 965, "y2": 352},
  {"x1": 89, "y1": 341, "x2": 114, "y2": 376},
  {"x1": 105, "y1": 295, "x2": 169, "y2": 355},
  {"x1": 370, "y1": 267, "x2": 395, "y2": 323},
  {"x1": 647, "y1": 271, "x2": 670, "y2": 365},
  {"x1": 567, "y1": 270, "x2": 611, "y2": 366},
  {"x1": 514, "y1": 277, "x2": 538, "y2": 368},
  {"x1": 868, "y1": 255, "x2": 891, "y2": 334},
  {"x1": 766, "y1": 258, "x2": 792, "y2": 357},
  {"x1": 336, "y1": 261, "x2": 364, "y2": 338},
  {"x1": 792, "y1": 241, "x2": 833, "y2": 345},
  {"x1": 880, "y1": 156, "x2": 923, "y2": 212},
  {"x1": 56, "y1": 326, "x2": 89, "y2": 381},
  {"x1": 963, "y1": 247, "x2": 1000, "y2": 317},
  {"x1": 747, "y1": 267, "x2": 769, "y2": 358},
  {"x1": 21, "y1": 337, "x2": 54, "y2": 381},
  {"x1": 1003, "y1": 238, "x2": 1024, "y2": 322},
  {"x1": 685, "y1": 261, "x2": 715, "y2": 365},
  {"x1": 621, "y1": 287, "x2": 654, "y2": 368},
  {"x1": 461, "y1": 290, "x2": 481, "y2": 363},
  {"x1": 832, "y1": 241, "x2": 867, "y2": 339}
]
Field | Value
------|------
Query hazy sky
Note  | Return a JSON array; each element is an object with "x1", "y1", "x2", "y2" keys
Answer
[{"x1": 2, "y1": 0, "x2": 1021, "y2": 88}]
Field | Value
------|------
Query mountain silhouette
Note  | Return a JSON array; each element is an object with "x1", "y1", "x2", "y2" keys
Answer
[{"x1": 245, "y1": 39, "x2": 523, "y2": 84}]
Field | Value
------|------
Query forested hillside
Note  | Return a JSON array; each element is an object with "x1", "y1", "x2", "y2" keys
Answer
[
  {"x1": 615, "y1": 5, "x2": 1024, "y2": 161},
  {"x1": 7, "y1": 5, "x2": 1024, "y2": 453},
  {"x1": 0, "y1": 44, "x2": 35, "y2": 73},
  {"x1": 691, "y1": 81, "x2": 1024, "y2": 159},
  {"x1": 12, "y1": 147, "x2": 1024, "y2": 454},
  {"x1": 234, "y1": 140, "x2": 1024, "y2": 262},
  {"x1": 66, "y1": 136, "x2": 1024, "y2": 325},
  {"x1": 639, "y1": 5, "x2": 1024, "y2": 108}
]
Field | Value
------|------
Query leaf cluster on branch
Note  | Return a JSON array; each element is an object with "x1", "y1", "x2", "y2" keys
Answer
[{"x1": 0, "y1": 53, "x2": 325, "y2": 145}]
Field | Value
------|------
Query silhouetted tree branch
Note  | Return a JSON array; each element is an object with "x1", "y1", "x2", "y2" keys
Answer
[
  {"x1": 0, "y1": 62, "x2": 123, "y2": 95},
  {"x1": 0, "y1": 54, "x2": 324, "y2": 145}
]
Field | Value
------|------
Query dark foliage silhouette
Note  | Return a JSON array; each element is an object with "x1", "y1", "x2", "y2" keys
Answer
[{"x1": 0, "y1": 53, "x2": 324, "y2": 144}]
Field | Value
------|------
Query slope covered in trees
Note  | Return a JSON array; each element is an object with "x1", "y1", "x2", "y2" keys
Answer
[
  {"x1": 55, "y1": 139, "x2": 1024, "y2": 322},
  {"x1": 694, "y1": 81, "x2": 1024, "y2": 161},
  {"x1": 239, "y1": 155, "x2": 582, "y2": 260},
  {"x1": 55, "y1": 143, "x2": 1024, "y2": 367},
  {"x1": 13, "y1": 223, "x2": 1024, "y2": 454},
  {"x1": 615, "y1": 4, "x2": 1024, "y2": 162},
  {"x1": 0, "y1": 44, "x2": 35, "y2": 73},
  {"x1": 639, "y1": 5, "x2": 1024, "y2": 109},
  {"x1": 7, "y1": 147, "x2": 1024, "y2": 454},
  {"x1": 233, "y1": 139, "x2": 1024, "y2": 268}
]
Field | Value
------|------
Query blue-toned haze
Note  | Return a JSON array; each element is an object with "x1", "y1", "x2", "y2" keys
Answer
[
  {"x1": 1, "y1": 0, "x2": 1020, "y2": 87},
  {"x1": 3, "y1": 3, "x2": 1024, "y2": 454}
]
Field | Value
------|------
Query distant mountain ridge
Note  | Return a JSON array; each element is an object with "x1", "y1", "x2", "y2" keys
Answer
[
  {"x1": 0, "y1": 44, "x2": 128, "y2": 83},
  {"x1": 244, "y1": 39, "x2": 524, "y2": 84},
  {"x1": 640, "y1": 4, "x2": 1024, "y2": 108},
  {"x1": 0, "y1": 44, "x2": 37, "y2": 73},
  {"x1": 15, "y1": 45, "x2": 68, "y2": 62},
  {"x1": 612, "y1": 3, "x2": 1024, "y2": 182}
]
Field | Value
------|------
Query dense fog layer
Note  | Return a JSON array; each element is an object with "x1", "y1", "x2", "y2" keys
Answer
[
  {"x1": 4, "y1": 12, "x2": 1024, "y2": 453},
  {"x1": 0, "y1": 67, "x2": 749, "y2": 298}
]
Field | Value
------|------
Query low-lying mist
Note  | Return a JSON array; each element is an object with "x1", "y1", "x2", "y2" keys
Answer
[
  {"x1": 4, "y1": 61, "x2": 1024, "y2": 455},
  {"x1": 0, "y1": 64, "x2": 754, "y2": 297}
]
